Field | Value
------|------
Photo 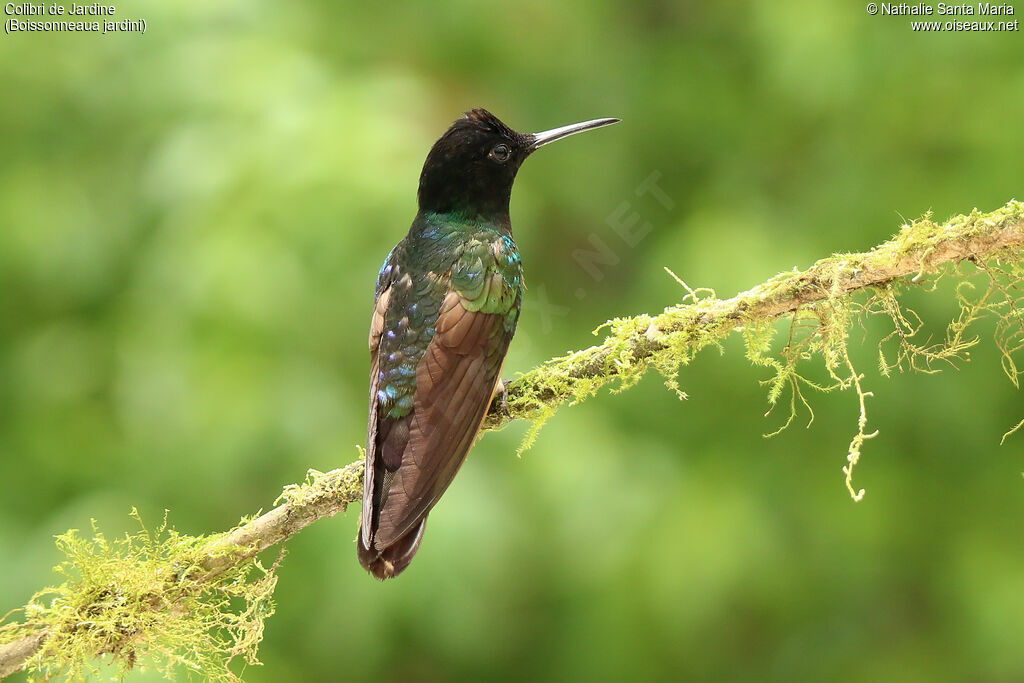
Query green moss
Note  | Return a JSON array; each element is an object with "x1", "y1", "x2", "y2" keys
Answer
[
  {"x1": 276, "y1": 459, "x2": 365, "y2": 510},
  {"x1": 498, "y1": 200, "x2": 1024, "y2": 501},
  {"x1": 0, "y1": 510, "x2": 277, "y2": 681}
]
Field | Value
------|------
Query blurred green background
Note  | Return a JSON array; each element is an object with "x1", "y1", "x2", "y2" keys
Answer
[{"x1": 2, "y1": 1, "x2": 1023, "y2": 680}]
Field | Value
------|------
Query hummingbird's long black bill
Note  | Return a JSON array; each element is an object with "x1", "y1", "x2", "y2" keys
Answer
[{"x1": 528, "y1": 117, "x2": 621, "y2": 151}]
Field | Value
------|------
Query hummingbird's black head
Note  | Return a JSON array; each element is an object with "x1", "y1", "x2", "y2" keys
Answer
[
  {"x1": 417, "y1": 109, "x2": 531, "y2": 217},
  {"x1": 417, "y1": 108, "x2": 620, "y2": 218}
]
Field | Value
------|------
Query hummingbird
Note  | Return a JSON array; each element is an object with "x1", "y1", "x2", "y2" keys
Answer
[{"x1": 358, "y1": 108, "x2": 620, "y2": 579}]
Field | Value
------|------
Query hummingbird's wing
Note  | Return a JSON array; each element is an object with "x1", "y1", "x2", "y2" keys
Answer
[
  {"x1": 360, "y1": 234, "x2": 521, "y2": 576},
  {"x1": 371, "y1": 290, "x2": 512, "y2": 548}
]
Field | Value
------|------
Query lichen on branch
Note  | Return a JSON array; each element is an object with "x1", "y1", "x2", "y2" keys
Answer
[
  {"x1": 489, "y1": 200, "x2": 1024, "y2": 487},
  {"x1": 2, "y1": 201, "x2": 1023, "y2": 680},
  {"x1": 0, "y1": 511, "x2": 278, "y2": 681}
]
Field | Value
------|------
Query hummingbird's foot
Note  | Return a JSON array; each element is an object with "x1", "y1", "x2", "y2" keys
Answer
[{"x1": 491, "y1": 378, "x2": 511, "y2": 415}]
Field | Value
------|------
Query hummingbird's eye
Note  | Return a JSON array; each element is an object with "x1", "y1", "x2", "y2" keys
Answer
[{"x1": 489, "y1": 144, "x2": 511, "y2": 163}]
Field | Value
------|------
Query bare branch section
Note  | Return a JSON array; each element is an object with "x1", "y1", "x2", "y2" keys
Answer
[{"x1": 2, "y1": 201, "x2": 1023, "y2": 679}]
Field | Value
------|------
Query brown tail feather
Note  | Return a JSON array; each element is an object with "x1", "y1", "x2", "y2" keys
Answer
[{"x1": 357, "y1": 516, "x2": 427, "y2": 580}]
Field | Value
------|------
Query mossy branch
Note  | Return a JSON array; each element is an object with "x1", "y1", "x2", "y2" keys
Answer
[{"x1": 2, "y1": 201, "x2": 1023, "y2": 680}]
